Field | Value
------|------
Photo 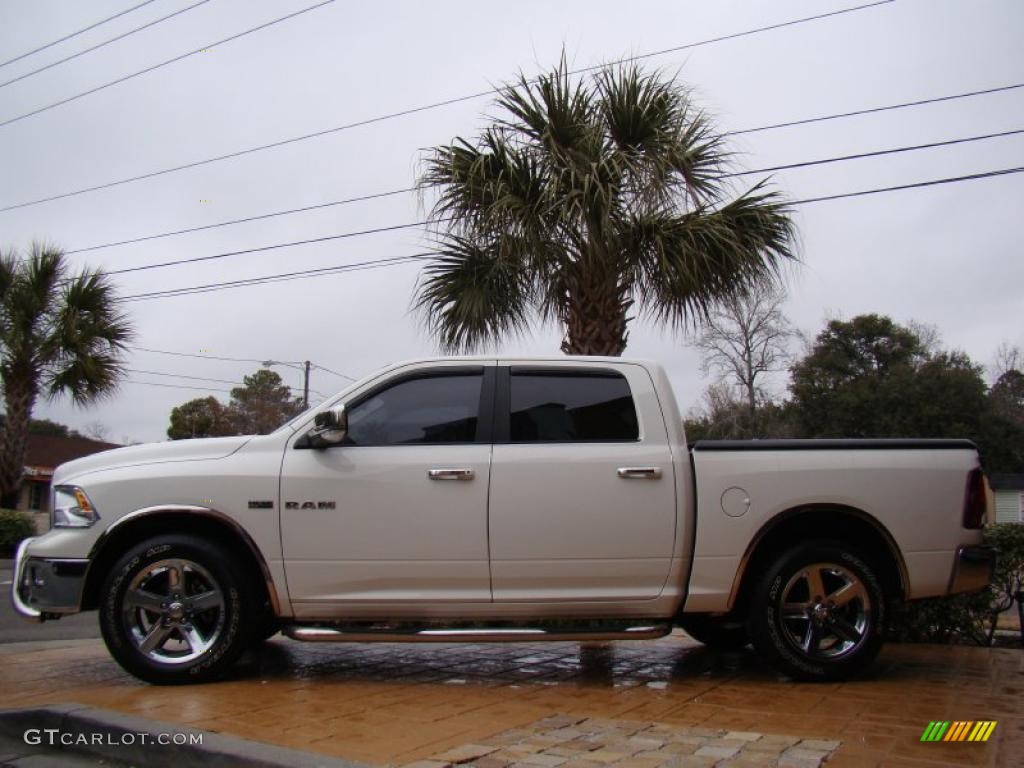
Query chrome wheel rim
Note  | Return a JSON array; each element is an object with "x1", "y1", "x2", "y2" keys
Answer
[
  {"x1": 779, "y1": 562, "x2": 870, "y2": 660},
  {"x1": 122, "y1": 558, "x2": 225, "y2": 665}
]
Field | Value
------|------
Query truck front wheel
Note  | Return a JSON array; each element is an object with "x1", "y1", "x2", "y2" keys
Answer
[
  {"x1": 99, "y1": 535, "x2": 252, "y2": 684},
  {"x1": 747, "y1": 541, "x2": 886, "y2": 681}
]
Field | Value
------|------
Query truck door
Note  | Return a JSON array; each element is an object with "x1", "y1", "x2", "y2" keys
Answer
[
  {"x1": 280, "y1": 365, "x2": 494, "y2": 612},
  {"x1": 488, "y1": 364, "x2": 677, "y2": 601}
]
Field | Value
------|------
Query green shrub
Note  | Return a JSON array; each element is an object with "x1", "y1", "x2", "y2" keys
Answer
[
  {"x1": 0, "y1": 508, "x2": 36, "y2": 557},
  {"x1": 888, "y1": 523, "x2": 1024, "y2": 645}
]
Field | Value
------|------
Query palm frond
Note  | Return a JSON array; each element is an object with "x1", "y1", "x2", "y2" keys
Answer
[
  {"x1": 414, "y1": 235, "x2": 535, "y2": 353},
  {"x1": 633, "y1": 186, "x2": 796, "y2": 331}
]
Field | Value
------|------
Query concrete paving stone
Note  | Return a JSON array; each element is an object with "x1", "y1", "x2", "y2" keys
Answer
[
  {"x1": 432, "y1": 744, "x2": 501, "y2": 763},
  {"x1": 674, "y1": 727, "x2": 725, "y2": 739},
  {"x1": 777, "y1": 747, "x2": 831, "y2": 768},
  {"x1": 549, "y1": 728, "x2": 586, "y2": 741},
  {"x1": 660, "y1": 756, "x2": 718, "y2": 768},
  {"x1": 401, "y1": 761, "x2": 453, "y2": 768},
  {"x1": 518, "y1": 754, "x2": 568, "y2": 767},
  {"x1": 662, "y1": 735, "x2": 709, "y2": 747},
  {"x1": 558, "y1": 761, "x2": 603, "y2": 768},
  {"x1": 792, "y1": 739, "x2": 840, "y2": 752},
  {"x1": 578, "y1": 750, "x2": 632, "y2": 764},
  {"x1": 723, "y1": 731, "x2": 763, "y2": 742},
  {"x1": 541, "y1": 746, "x2": 583, "y2": 758},
  {"x1": 467, "y1": 758, "x2": 513, "y2": 768},
  {"x1": 696, "y1": 744, "x2": 743, "y2": 760},
  {"x1": 610, "y1": 758, "x2": 663, "y2": 768},
  {"x1": 717, "y1": 756, "x2": 780, "y2": 768},
  {"x1": 562, "y1": 739, "x2": 605, "y2": 752},
  {"x1": 625, "y1": 737, "x2": 665, "y2": 750},
  {"x1": 600, "y1": 740, "x2": 646, "y2": 756},
  {"x1": 739, "y1": 742, "x2": 785, "y2": 756},
  {"x1": 751, "y1": 735, "x2": 801, "y2": 748},
  {"x1": 536, "y1": 716, "x2": 586, "y2": 729}
]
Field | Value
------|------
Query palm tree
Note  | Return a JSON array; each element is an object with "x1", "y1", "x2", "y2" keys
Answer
[
  {"x1": 0, "y1": 244, "x2": 133, "y2": 507},
  {"x1": 416, "y1": 59, "x2": 796, "y2": 355}
]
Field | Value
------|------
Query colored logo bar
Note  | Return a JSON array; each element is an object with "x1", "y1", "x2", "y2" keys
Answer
[{"x1": 920, "y1": 721, "x2": 997, "y2": 742}]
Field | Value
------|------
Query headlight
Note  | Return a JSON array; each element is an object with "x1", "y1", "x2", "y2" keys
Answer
[{"x1": 52, "y1": 485, "x2": 99, "y2": 528}]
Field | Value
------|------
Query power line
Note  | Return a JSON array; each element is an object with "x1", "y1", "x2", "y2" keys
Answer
[
  {"x1": 730, "y1": 82, "x2": 1024, "y2": 136},
  {"x1": 129, "y1": 345, "x2": 299, "y2": 365},
  {"x1": 312, "y1": 364, "x2": 356, "y2": 382},
  {"x1": 0, "y1": 1, "x2": 899, "y2": 214},
  {"x1": 0, "y1": 0, "x2": 335, "y2": 129},
  {"x1": 126, "y1": 367, "x2": 243, "y2": 385},
  {"x1": 0, "y1": 0, "x2": 159, "y2": 69},
  {"x1": 129, "y1": 344, "x2": 356, "y2": 381},
  {"x1": 72, "y1": 126, "x2": 1023, "y2": 279},
  {"x1": 790, "y1": 165, "x2": 1024, "y2": 205},
  {"x1": 126, "y1": 378, "x2": 232, "y2": 394},
  {"x1": 725, "y1": 127, "x2": 1024, "y2": 179},
  {"x1": 66, "y1": 187, "x2": 414, "y2": 254},
  {"x1": 118, "y1": 253, "x2": 429, "y2": 301},
  {"x1": 127, "y1": 368, "x2": 329, "y2": 397},
  {"x1": 98, "y1": 220, "x2": 435, "y2": 278},
  {"x1": 113, "y1": 165, "x2": 1024, "y2": 302},
  {"x1": 0, "y1": 0, "x2": 213, "y2": 91}
]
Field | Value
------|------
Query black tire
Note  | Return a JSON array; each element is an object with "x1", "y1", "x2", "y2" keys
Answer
[
  {"x1": 747, "y1": 540, "x2": 887, "y2": 682},
  {"x1": 99, "y1": 535, "x2": 252, "y2": 684},
  {"x1": 678, "y1": 614, "x2": 749, "y2": 650}
]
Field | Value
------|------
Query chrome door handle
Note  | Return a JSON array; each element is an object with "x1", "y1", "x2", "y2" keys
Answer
[
  {"x1": 428, "y1": 468, "x2": 475, "y2": 481},
  {"x1": 617, "y1": 467, "x2": 662, "y2": 479}
]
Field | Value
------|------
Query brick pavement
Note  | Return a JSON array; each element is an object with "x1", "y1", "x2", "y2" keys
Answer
[{"x1": 0, "y1": 632, "x2": 1020, "y2": 767}]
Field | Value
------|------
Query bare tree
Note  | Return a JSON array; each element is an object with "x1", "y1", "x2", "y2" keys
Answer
[
  {"x1": 82, "y1": 421, "x2": 110, "y2": 441},
  {"x1": 992, "y1": 341, "x2": 1022, "y2": 381},
  {"x1": 693, "y1": 283, "x2": 795, "y2": 414}
]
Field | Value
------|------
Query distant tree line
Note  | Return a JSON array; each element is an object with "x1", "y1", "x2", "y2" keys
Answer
[
  {"x1": 687, "y1": 307, "x2": 1024, "y2": 473},
  {"x1": 167, "y1": 369, "x2": 304, "y2": 439}
]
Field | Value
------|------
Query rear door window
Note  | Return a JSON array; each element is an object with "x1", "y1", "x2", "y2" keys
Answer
[{"x1": 509, "y1": 371, "x2": 638, "y2": 442}]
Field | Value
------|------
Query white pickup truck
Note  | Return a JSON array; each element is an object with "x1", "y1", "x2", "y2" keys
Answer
[{"x1": 12, "y1": 357, "x2": 994, "y2": 684}]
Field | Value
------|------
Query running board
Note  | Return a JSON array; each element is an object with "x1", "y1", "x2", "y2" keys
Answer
[{"x1": 283, "y1": 622, "x2": 672, "y2": 643}]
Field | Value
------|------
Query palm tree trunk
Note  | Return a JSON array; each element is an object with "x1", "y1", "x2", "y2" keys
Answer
[
  {"x1": 561, "y1": 280, "x2": 632, "y2": 356},
  {"x1": 0, "y1": 382, "x2": 35, "y2": 508}
]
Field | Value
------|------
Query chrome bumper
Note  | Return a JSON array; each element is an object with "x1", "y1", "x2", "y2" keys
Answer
[
  {"x1": 948, "y1": 545, "x2": 996, "y2": 595},
  {"x1": 10, "y1": 537, "x2": 89, "y2": 622}
]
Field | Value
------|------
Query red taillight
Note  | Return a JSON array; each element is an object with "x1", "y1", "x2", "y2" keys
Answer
[{"x1": 963, "y1": 468, "x2": 987, "y2": 530}]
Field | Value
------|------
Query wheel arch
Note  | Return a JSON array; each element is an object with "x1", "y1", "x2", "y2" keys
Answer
[
  {"x1": 727, "y1": 504, "x2": 909, "y2": 614},
  {"x1": 82, "y1": 506, "x2": 280, "y2": 615}
]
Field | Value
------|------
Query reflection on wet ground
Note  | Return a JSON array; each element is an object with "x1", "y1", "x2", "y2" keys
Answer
[{"x1": 1, "y1": 632, "x2": 1020, "y2": 766}]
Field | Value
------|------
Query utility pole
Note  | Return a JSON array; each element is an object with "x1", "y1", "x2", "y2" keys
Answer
[{"x1": 303, "y1": 360, "x2": 311, "y2": 409}]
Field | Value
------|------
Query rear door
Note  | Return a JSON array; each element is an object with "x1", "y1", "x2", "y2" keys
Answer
[{"x1": 487, "y1": 363, "x2": 677, "y2": 601}]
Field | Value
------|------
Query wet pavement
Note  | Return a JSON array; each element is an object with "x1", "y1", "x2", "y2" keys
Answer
[{"x1": 0, "y1": 631, "x2": 1021, "y2": 767}]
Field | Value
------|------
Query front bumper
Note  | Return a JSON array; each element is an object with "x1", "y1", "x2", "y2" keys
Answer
[
  {"x1": 947, "y1": 545, "x2": 996, "y2": 595},
  {"x1": 10, "y1": 537, "x2": 89, "y2": 622}
]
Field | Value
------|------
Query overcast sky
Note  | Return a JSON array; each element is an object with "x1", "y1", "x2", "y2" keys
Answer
[{"x1": 1, "y1": 0, "x2": 1021, "y2": 444}]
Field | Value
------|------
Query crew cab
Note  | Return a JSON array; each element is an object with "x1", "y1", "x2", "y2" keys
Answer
[{"x1": 11, "y1": 357, "x2": 994, "y2": 684}]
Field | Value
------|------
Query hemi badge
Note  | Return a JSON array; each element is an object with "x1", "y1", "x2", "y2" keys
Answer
[{"x1": 248, "y1": 500, "x2": 273, "y2": 509}]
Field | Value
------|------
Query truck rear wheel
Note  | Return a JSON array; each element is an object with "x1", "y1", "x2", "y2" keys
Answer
[
  {"x1": 99, "y1": 535, "x2": 251, "y2": 684},
  {"x1": 747, "y1": 541, "x2": 886, "y2": 681}
]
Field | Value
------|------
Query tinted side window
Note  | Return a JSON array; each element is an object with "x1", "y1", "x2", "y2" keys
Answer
[
  {"x1": 510, "y1": 372, "x2": 638, "y2": 442},
  {"x1": 346, "y1": 374, "x2": 482, "y2": 446}
]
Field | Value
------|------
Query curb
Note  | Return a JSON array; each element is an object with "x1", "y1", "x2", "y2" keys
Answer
[{"x1": 0, "y1": 703, "x2": 367, "y2": 768}]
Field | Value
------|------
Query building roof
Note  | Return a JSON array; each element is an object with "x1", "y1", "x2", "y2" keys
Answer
[
  {"x1": 989, "y1": 473, "x2": 1024, "y2": 491},
  {"x1": 23, "y1": 434, "x2": 120, "y2": 475}
]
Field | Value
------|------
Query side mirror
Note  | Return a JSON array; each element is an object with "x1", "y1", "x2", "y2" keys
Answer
[{"x1": 308, "y1": 406, "x2": 348, "y2": 448}]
